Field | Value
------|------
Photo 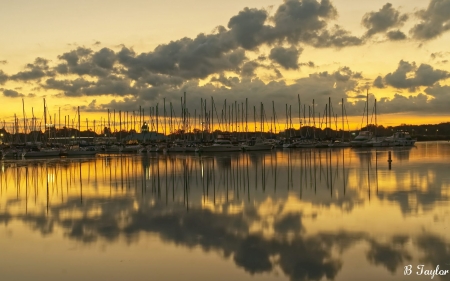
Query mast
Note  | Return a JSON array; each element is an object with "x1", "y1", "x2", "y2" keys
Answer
[
  {"x1": 253, "y1": 106, "x2": 256, "y2": 133},
  {"x1": 119, "y1": 110, "x2": 122, "y2": 142},
  {"x1": 341, "y1": 98, "x2": 344, "y2": 141},
  {"x1": 77, "y1": 106, "x2": 81, "y2": 143},
  {"x1": 22, "y1": 98, "x2": 26, "y2": 143},
  {"x1": 328, "y1": 97, "x2": 331, "y2": 138},
  {"x1": 298, "y1": 94, "x2": 301, "y2": 135},
  {"x1": 245, "y1": 98, "x2": 248, "y2": 138},
  {"x1": 375, "y1": 98, "x2": 377, "y2": 138},
  {"x1": 164, "y1": 98, "x2": 166, "y2": 136},
  {"x1": 272, "y1": 101, "x2": 276, "y2": 135},
  {"x1": 156, "y1": 103, "x2": 159, "y2": 135},
  {"x1": 312, "y1": 99, "x2": 315, "y2": 139},
  {"x1": 366, "y1": 89, "x2": 369, "y2": 130}
]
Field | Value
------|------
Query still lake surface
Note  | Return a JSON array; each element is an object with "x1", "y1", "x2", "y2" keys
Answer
[{"x1": 0, "y1": 142, "x2": 449, "y2": 281}]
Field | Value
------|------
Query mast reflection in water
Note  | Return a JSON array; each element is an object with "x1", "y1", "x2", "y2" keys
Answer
[{"x1": 0, "y1": 142, "x2": 449, "y2": 281}]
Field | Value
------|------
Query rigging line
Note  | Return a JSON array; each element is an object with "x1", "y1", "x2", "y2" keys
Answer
[{"x1": 360, "y1": 102, "x2": 367, "y2": 130}]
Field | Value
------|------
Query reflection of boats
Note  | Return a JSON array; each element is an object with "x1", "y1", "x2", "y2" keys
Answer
[
  {"x1": 383, "y1": 131, "x2": 416, "y2": 146},
  {"x1": 242, "y1": 138, "x2": 273, "y2": 151}
]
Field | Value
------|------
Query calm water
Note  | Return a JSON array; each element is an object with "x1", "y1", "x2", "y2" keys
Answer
[{"x1": 1, "y1": 142, "x2": 449, "y2": 281}]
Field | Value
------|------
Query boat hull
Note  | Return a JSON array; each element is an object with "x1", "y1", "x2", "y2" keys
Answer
[
  {"x1": 242, "y1": 144, "x2": 273, "y2": 151},
  {"x1": 196, "y1": 146, "x2": 242, "y2": 153}
]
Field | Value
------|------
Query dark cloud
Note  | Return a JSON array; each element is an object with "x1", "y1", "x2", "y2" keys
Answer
[
  {"x1": 386, "y1": 30, "x2": 407, "y2": 40},
  {"x1": 362, "y1": 3, "x2": 408, "y2": 38},
  {"x1": 98, "y1": 66, "x2": 364, "y2": 115},
  {"x1": 10, "y1": 57, "x2": 53, "y2": 81},
  {"x1": 228, "y1": 7, "x2": 269, "y2": 50},
  {"x1": 332, "y1": 66, "x2": 360, "y2": 82},
  {"x1": 44, "y1": 77, "x2": 94, "y2": 96},
  {"x1": 135, "y1": 72, "x2": 185, "y2": 87},
  {"x1": 56, "y1": 47, "x2": 111, "y2": 77},
  {"x1": 210, "y1": 74, "x2": 240, "y2": 87},
  {"x1": 383, "y1": 60, "x2": 449, "y2": 90},
  {"x1": 3, "y1": 0, "x2": 365, "y2": 106},
  {"x1": 300, "y1": 61, "x2": 315, "y2": 67},
  {"x1": 410, "y1": 0, "x2": 450, "y2": 40},
  {"x1": 241, "y1": 61, "x2": 260, "y2": 77},
  {"x1": 92, "y1": 48, "x2": 116, "y2": 69},
  {"x1": 58, "y1": 47, "x2": 92, "y2": 66},
  {"x1": 82, "y1": 76, "x2": 137, "y2": 97},
  {"x1": 373, "y1": 76, "x2": 385, "y2": 88},
  {"x1": 3, "y1": 89, "x2": 25, "y2": 98},
  {"x1": 0, "y1": 70, "x2": 8, "y2": 85},
  {"x1": 430, "y1": 51, "x2": 449, "y2": 60},
  {"x1": 269, "y1": 46, "x2": 302, "y2": 69}
]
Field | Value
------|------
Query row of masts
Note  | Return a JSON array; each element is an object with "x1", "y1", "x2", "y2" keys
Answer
[{"x1": 1, "y1": 92, "x2": 377, "y2": 143}]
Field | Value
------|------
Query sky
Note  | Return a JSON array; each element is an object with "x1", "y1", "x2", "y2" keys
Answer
[{"x1": 1, "y1": 0, "x2": 450, "y2": 131}]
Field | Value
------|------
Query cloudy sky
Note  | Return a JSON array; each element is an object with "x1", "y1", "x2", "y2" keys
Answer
[{"x1": 1, "y1": 0, "x2": 450, "y2": 130}]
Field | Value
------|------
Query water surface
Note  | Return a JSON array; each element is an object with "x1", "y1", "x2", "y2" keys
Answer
[{"x1": 1, "y1": 142, "x2": 449, "y2": 280}]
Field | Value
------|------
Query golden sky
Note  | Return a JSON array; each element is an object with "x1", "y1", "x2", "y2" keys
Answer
[{"x1": 1, "y1": 0, "x2": 450, "y2": 130}]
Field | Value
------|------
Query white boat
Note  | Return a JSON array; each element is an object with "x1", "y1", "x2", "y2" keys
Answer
[
  {"x1": 242, "y1": 138, "x2": 274, "y2": 151},
  {"x1": 328, "y1": 140, "x2": 351, "y2": 147},
  {"x1": 196, "y1": 139, "x2": 242, "y2": 153},
  {"x1": 350, "y1": 131, "x2": 373, "y2": 147},
  {"x1": 383, "y1": 131, "x2": 416, "y2": 146}
]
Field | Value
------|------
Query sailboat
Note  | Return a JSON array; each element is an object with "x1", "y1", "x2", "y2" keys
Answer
[
  {"x1": 329, "y1": 98, "x2": 351, "y2": 147},
  {"x1": 351, "y1": 90, "x2": 373, "y2": 147}
]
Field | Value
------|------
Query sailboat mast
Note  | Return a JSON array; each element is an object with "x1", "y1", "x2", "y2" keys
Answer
[
  {"x1": 298, "y1": 94, "x2": 301, "y2": 133},
  {"x1": 375, "y1": 98, "x2": 377, "y2": 137},
  {"x1": 246, "y1": 98, "x2": 248, "y2": 138},
  {"x1": 78, "y1": 106, "x2": 81, "y2": 143},
  {"x1": 312, "y1": 99, "x2": 315, "y2": 138},
  {"x1": 366, "y1": 89, "x2": 369, "y2": 130},
  {"x1": 22, "y1": 98, "x2": 26, "y2": 143},
  {"x1": 328, "y1": 97, "x2": 331, "y2": 137},
  {"x1": 43, "y1": 98, "x2": 47, "y2": 143},
  {"x1": 341, "y1": 98, "x2": 344, "y2": 141},
  {"x1": 163, "y1": 98, "x2": 166, "y2": 136}
]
